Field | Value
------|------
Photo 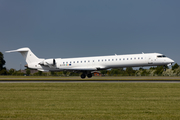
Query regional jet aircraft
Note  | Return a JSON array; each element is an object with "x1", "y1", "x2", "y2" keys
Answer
[{"x1": 6, "y1": 47, "x2": 174, "y2": 78}]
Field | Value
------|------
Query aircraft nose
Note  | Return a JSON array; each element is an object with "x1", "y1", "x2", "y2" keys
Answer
[
  {"x1": 169, "y1": 59, "x2": 174, "y2": 64},
  {"x1": 166, "y1": 58, "x2": 174, "y2": 66}
]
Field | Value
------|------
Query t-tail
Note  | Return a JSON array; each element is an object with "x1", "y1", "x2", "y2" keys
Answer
[
  {"x1": 6, "y1": 47, "x2": 56, "y2": 71},
  {"x1": 6, "y1": 47, "x2": 42, "y2": 66}
]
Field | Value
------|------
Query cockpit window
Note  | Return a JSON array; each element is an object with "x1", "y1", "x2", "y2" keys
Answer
[{"x1": 157, "y1": 55, "x2": 166, "y2": 58}]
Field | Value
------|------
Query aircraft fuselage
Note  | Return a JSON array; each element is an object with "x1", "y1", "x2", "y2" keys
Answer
[{"x1": 6, "y1": 48, "x2": 174, "y2": 78}]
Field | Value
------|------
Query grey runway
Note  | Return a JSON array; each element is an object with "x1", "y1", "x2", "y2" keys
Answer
[{"x1": 1, "y1": 80, "x2": 180, "y2": 83}]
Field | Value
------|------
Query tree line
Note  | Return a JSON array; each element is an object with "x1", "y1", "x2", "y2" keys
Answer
[{"x1": 100, "y1": 63, "x2": 180, "y2": 76}]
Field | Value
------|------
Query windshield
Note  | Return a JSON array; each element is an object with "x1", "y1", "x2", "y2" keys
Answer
[{"x1": 157, "y1": 55, "x2": 166, "y2": 58}]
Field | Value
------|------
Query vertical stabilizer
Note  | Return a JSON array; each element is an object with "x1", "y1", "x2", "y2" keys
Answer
[{"x1": 6, "y1": 47, "x2": 39, "y2": 64}]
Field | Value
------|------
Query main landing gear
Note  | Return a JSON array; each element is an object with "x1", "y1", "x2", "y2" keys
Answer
[
  {"x1": 81, "y1": 72, "x2": 92, "y2": 79},
  {"x1": 87, "y1": 73, "x2": 92, "y2": 78},
  {"x1": 81, "y1": 74, "x2": 86, "y2": 79}
]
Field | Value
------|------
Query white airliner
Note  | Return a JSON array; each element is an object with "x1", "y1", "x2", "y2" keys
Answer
[{"x1": 6, "y1": 47, "x2": 174, "y2": 78}]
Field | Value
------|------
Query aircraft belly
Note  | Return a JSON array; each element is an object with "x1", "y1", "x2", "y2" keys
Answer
[{"x1": 105, "y1": 62, "x2": 148, "y2": 68}]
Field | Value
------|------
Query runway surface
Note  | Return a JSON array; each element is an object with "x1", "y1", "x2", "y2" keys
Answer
[{"x1": 1, "y1": 80, "x2": 180, "y2": 83}]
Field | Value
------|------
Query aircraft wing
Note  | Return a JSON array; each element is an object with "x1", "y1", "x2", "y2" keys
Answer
[
  {"x1": 62, "y1": 67, "x2": 97, "y2": 71},
  {"x1": 61, "y1": 66, "x2": 107, "y2": 71}
]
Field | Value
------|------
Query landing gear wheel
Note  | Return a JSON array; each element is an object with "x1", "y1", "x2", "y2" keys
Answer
[
  {"x1": 164, "y1": 65, "x2": 166, "y2": 71},
  {"x1": 81, "y1": 74, "x2": 86, "y2": 79},
  {"x1": 87, "y1": 74, "x2": 92, "y2": 78}
]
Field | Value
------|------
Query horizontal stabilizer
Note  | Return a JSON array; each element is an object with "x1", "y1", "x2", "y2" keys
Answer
[
  {"x1": 6, "y1": 47, "x2": 40, "y2": 64},
  {"x1": 6, "y1": 47, "x2": 29, "y2": 53}
]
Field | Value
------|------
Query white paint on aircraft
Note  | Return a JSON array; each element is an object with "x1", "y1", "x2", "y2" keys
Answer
[{"x1": 6, "y1": 47, "x2": 174, "y2": 78}]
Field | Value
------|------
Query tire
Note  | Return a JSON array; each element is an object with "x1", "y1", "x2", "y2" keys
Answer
[
  {"x1": 87, "y1": 74, "x2": 92, "y2": 78},
  {"x1": 81, "y1": 74, "x2": 86, "y2": 79}
]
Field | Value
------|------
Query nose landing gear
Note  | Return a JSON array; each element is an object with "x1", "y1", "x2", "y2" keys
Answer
[{"x1": 164, "y1": 65, "x2": 166, "y2": 71}]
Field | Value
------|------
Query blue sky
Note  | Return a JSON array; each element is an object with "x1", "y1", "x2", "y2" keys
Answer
[{"x1": 0, "y1": 0, "x2": 180, "y2": 70}]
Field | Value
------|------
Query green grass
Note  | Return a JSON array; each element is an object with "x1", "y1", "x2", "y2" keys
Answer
[{"x1": 0, "y1": 83, "x2": 180, "y2": 120}]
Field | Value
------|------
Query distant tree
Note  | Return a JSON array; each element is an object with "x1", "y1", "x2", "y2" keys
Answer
[
  {"x1": 149, "y1": 67, "x2": 156, "y2": 70},
  {"x1": 51, "y1": 71, "x2": 57, "y2": 76},
  {"x1": 126, "y1": 67, "x2": 135, "y2": 76},
  {"x1": 32, "y1": 72, "x2": 39, "y2": 76},
  {"x1": 109, "y1": 68, "x2": 128, "y2": 76},
  {"x1": 56, "y1": 71, "x2": 64, "y2": 76},
  {"x1": 0, "y1": 52, "x2": 7, "y2": 75},
  {"x1": 0, "y1": 52, "x2": 6, "y2": 71},
  {"x1": 154, "y1": 66, "x2": 168, "y2": 76},
  {"x1": 100, "y1": 70, "x2": 108, "y2": 76},
  {"x1": 139, "y1": 68, "x2": 144, "y2": 70},
  {"x1": 110, "y1": 69, "x2": 121, "y2": 76},
  {"x1": 8, "y1": 68, "x2": 15, "y2": 75},
  {"x1": 63, "y1": 71, "x2": 68, "y2": 76},
  {"x1": 69, "y1": 72, "x2": 79, "y2": 76},
  {"x1": 38, "y1": 71, "x2": 42, "y2": 76},
  {"x1": 172, "y1": 63, "x2": 179, "y2": 70},
  {"x1": 26, "y1": 69, "x2": 31, "y2": 76},
  {"x1": 13, "y1": 70, "x2": 24, "y2": 76},
  {"x1": 141, "y1": 69, "x2": 150, "y2": 76},
  {"x1": 32, "y1": 71, "x2": 48, "y2": 76},
  {"x1": 0, "y1": 69, "x2": 8, "y2": 75}
]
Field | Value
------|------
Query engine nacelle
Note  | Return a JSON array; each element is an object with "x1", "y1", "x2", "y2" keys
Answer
[{"x1": 40, "y1": 59, "x2": 56, "y2": 66}]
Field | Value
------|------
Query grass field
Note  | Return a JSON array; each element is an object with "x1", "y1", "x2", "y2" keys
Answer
[{"x1": 0, "y1": 83, "x2": 180, "y2": 120}]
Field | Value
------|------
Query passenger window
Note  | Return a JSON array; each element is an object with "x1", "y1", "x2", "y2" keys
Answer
[
  {"x1": 131, "y1": 58, "x2": 132, "y2": 60},
  {"x1": 93, "y1": 60, "x2": 94, "y2": 62},
  {"x1": 102, "y1": 60, "x2": 103, "y2": 62},
  {"x1": 112, "y1": 59, "x2": 114, "y2": 61},
  {"x1": 73, "y1": 61, "x2": 75, "y2": 63},
  {"x1": 98, "y1": 60, "x2": 100, "y2": 62},
  {"x1": 119, "y1": 59, "x2": 121, "y2": 61},
  {"x1": 66, "y1": 62, "x2": 68, "y2": 64},
  {"x1": 105, "y1": 59, "x2": 106, "y2": 61},
  {"x1": 88, "y1": 60, "x2": 90, "y2": 62},
  {"x1": 84, "y1": 61, "x2": 86, "y2": 63},
  {"x1": 81, "y1": 61, "x2": 82, "y2": 63},
  {"x1": 123, "y1": 58, "x2": 125, "y2": 60},
  {"x1": 77, "y1": 61, "x2": 79, "y2": 63},
  {"x1": 141, "y1": 57, "x2": 143, "y2": 59},
  {"x1": 134, "y1": 58, "x2": 136, "y2": 60},
  {"x1": 108, "y1": 59, "x2": 110, "y2": 61},
  {"x1": 127, "y1": 58, "x2": 128, "y2": 60}
]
